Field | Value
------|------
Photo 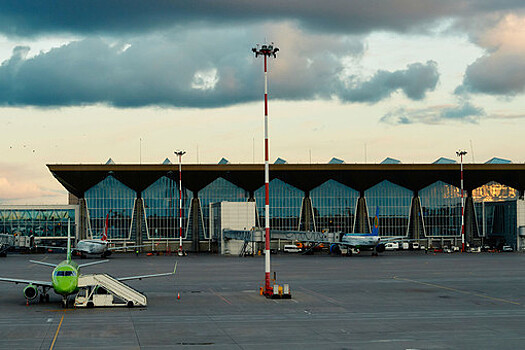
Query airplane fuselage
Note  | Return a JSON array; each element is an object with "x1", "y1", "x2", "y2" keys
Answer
[
  {"x1": 51, "y1": 260, "x2": 79, "y2": 296},
  {"x1": 341, "y1": 233, "x2": 380, "y2": 249},
  {"x1": 76, "y1": 239, "x2": 108, "y2": 255}
]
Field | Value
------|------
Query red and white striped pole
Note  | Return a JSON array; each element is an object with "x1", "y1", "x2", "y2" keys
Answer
[
  {"x1": 252, "y1": 43, "x2": 278, "y2": 296},
  {"x1": 457, "y1": 150, "x2": 467, "y2": 252},
  {"x1": 175, "y1": 150, "x2": 186, "y2": 256}
]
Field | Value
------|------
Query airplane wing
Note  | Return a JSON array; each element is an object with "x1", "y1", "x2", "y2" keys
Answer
[
  {"x1": 36, "y1": 245, "x2": 67, "y2": 251},
  {"x1": 78, "y1": 260, "x2": 109, "y2": 268},
  {"x1": 0, "y1": 277, "x2": 53, "y2": 287},
  {"x1": 107, "y1": 244, "x2": 150, "y2": 251},
  {"x1": 380, "y1": 237, "x2": 411, "y2": 242},
  {"x1": 117, "y1": 262, "x2": 177, "y2": 282},
  {"x1": 29, "y1": 260, "x2": 58, "y2": 268}
]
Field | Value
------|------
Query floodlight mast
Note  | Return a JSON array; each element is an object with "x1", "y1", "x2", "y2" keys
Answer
[
  {"x1": 456, "y1": 150, "x2": 467, "y2": 252},
  {"x1": 252, "y1": 43, "x2": 279, "y2": 296},
  {"x1": 174, "y1": 150, "x2": 186, "y2": 256}
]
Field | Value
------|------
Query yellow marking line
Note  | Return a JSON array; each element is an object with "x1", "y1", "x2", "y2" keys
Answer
[
  {"x1": 209, "y1": 288, "x2": 232, "y2": 305},
  {"x1": 49, "y1": 311, "x2": 65, "y2": 350},
  {"x1": 393, "y1": 276, "x2": 521, "y2": 306}
]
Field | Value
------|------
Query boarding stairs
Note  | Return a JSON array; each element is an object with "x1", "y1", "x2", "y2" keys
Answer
[{"x1": 75, "y1": 274, "x2": 147, "y2": 308}]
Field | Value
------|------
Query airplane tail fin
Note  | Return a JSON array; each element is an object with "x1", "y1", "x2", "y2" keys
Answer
[
  {"x1": 102, "y1": 213, "x2": 109, "y2": 241},
  {"x1": 371, "y1": 206, "x2": 380, "y2": 236},
  {"x1": 67, "y1": 218, "x2": 72, "y2": 263}
]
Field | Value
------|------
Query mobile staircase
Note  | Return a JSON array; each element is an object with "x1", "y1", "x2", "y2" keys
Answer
[{"x1": 74, "y1": 274, "x2": 147, "y2": 308}]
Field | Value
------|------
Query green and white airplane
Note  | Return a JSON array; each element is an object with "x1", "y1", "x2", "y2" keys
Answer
[{"x1": 0, "y1": 220, "x2": 177, "y2": 307}]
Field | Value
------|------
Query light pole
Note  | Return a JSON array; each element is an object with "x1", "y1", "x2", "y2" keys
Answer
[
  {"x1": 252, "y1": 43, "x2": 278, "y2": 296},
  {"x1": 174, "y1": 150, "x2": 186, "y2": 256},
  {"x1": 456, "y1": 150, "x2": 467, "y2": 252}
]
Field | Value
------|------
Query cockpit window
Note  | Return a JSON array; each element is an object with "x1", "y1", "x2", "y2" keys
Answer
[{"x1": 54, "y1": 270, "x2": 76, "y2": 277}]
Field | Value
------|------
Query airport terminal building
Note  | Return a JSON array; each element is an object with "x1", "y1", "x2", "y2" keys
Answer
[{"x1": 31, "y1": 157, "x2": 525, "y2": 252}]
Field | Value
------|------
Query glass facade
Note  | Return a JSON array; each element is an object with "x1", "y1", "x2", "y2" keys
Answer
[
  {"x1": 365, "y1": 180, "x2": 412, "y2": 236},
  {"x1": 0, "y1": 206, "x2": 77, "y2": 238},
  {"x1": 255, "y1": 178, "x2": 304, "y2": 231},
  {"x1": 474, "y1": 200, "x2": 517, "y2": 247},
  {"x1": 419, "y1": 181, "x2": 461, "y2": 236},
  {"x1": 141, "y1": 176, "x2": 190, "y2": 240},
  {"x1": 197, "y1": 177, "x2": 249, "y2": 239},
  {"x1": 85, "y1": 176, "x2": 136, "y2": 240},
  {"x1": 310, "y1": 180, "x2": 359, "y2": 233},
  {"x1": 473, "y1": 182, "x2": 518, "y2": 242}
]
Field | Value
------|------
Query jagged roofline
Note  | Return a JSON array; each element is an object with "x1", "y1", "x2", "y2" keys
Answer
[{"x1": 47, "y1": 163, "x2": 525, "y2": 199}]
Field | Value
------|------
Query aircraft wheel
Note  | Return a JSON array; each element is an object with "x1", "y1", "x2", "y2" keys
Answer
[
  {"x1": 45, "y1": 294, "x2": 50, "y2": 302},
  {"x1": 39, "y1": 294, "x2": 44, "y2": 303}
]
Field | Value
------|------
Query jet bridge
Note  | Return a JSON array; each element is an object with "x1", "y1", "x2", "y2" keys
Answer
[{"x1": 74, "y1": 274, "x2": 147, "y2": 308}]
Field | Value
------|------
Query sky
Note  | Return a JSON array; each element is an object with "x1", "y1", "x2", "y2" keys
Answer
[{"x1": 0, "y1": 1, "x2": 524, "y2": 204}]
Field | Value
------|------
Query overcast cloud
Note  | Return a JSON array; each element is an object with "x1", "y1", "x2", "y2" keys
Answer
[
  {"x1": 0, "y1": 24, "x2": 439, "y2": 108},
  {"x1": 0, "y1": 1, "x2": 524, "y2": 37}
]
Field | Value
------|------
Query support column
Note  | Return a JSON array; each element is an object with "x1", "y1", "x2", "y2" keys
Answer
[
  {"x1": 135, "y1": 195, "x2": 143, "y2": 250},
  {"x1": 191, "y1": 195, "x2": 201, "y2": 252},
  {"x1": 465, "y1": 192, "x2": 476, "y2": 245},
  {"x1": 354, "y1": 194, "x2": 370, "y2": 233},
  {"x1": 80, "y1": 198, "x2": 88, "y2": 240},
  {"x1": 408, "y1": 194, "x2": 424, "y2": 240},
  {"x1": 301, "y1": 194, "x2": 314, "y2": 231}
]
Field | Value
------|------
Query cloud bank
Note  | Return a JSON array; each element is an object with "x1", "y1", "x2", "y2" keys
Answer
[
  {"x1": 0, "y1": 25, "x2": 439, "y2": 108},
  {"x1": 381, "y1": 102, "x2": 485, "y2": 125},
  {"x1": 0, "y1": 1, "x2": 524, "y2": 37},
  {"x1": 457, "y1": 14, "x2": 525, "y2": 96}
]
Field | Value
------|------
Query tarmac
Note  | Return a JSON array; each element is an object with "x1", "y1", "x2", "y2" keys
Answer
[{"x1": 0, "y1": 251, "x2": 524, "y2": 349}]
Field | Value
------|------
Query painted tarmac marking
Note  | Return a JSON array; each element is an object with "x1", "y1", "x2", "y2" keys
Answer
[
  {"x1": 394, "y1": 276, "x2": 522, "y2": 306},
  {"x1": 209, "y1": 288, "x2": 232, "y2": 305},
  {"x1": 298, "y1": 286, "x2": 342, "y2": 305},
  {"x1": 49, "y1": 311, "x2": 65, "y2": 350}
]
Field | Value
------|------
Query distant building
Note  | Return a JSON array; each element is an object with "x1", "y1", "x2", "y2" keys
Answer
[{"x1": 47, "y1": 161, "x2": 525, "y2": 251}]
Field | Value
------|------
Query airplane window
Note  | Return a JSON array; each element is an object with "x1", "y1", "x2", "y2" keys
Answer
[{"x1": 54, "y1": 271, "x2": 64, "y2": 276}]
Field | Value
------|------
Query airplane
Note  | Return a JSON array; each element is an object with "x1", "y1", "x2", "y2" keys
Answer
[
  {"x1": 303, "y1": 207, "x2": 403, "y2": 256},
  {"x1": 40, "y1": 213, "x2": 147, "y2": 258},
  {"x1": 0, "y1": 220, "x2": 177, "y2": 308}
]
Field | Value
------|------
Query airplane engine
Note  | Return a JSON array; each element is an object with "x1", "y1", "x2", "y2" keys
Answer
[
  {"x1": 329, "y1": 244, "x2": 341, "y2": 255},
  {"x1": 23, "y1": 284, "x2": 39, "y2": 300}
]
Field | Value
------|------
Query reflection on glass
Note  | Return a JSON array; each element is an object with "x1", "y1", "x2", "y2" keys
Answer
[
  {"x1": 365, "y1": 180, "x2": 412, "y2": 236},
  {"x1": 198, "y1": 178, "x2": 248, "y2": 239},
  {"x1": 255, "y1": 179, "x2": 304, "y2": 231},
  {"x1": 0, "y1": 208, "x2": 76, "y2": 238},
  {"x1": 311, "y1": 180, "x2": 358, "y2": 233},
  {"x1": 420, "y1": 181, "x2": 461, "y2": 236},
  {"x1": 472, "y1": 181, "x2": 518, "y2": 202},
  {"x1": 142, "y1": 176, "x2": 190, "y2": 240},
  {"x1": 85, "y1": 176, "x2": 135, "y2": 240}
]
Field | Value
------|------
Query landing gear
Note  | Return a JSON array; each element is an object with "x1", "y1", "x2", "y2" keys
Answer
[
  {"x1": 62, "y1": 296, "x2": 69, "y2": 308},
  {"x1": 39, "y1": 287, "x2": 50, "y2": 303}
]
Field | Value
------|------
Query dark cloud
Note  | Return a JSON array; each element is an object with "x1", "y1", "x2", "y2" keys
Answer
[
  {"x1": 380, "y1": 102, "x2": 485, "y2": 125},
  {"x1": 457, "y1": 53, "x2": 525, "y2": 96},
  {"x1": 0, "y1": 1, "x2": 524, "y2": 37},
  {"x1": 455, "y1": 14, "x2": 525, "y2": 96},
  {"x1": 338, "y1": 61, "x2": 439, "y2": 103},
  {"x1": 0, "y1": 27, "x2": 437, "y2": 108}
]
